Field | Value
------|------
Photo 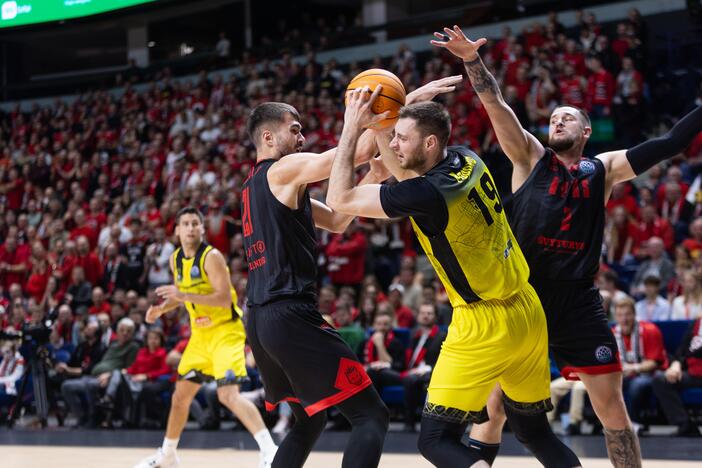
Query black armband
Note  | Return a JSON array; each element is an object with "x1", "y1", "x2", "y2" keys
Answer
[{"x1": 626, "y1": 105, "x2": 702, "y2": 175}]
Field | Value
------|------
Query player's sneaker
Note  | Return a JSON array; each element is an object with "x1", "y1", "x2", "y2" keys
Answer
[
  {"x1": 134, "y1": 448, "x2": 179, "y2": 468},
  {"x1": 258, "y1": 447, "x2": 277, "y2": 468}
]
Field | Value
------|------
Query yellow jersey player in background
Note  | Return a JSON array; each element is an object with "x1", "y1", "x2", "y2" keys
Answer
[
  {"x1": 134, "y1": 207, "x2": 277, "y2": 468},
  {"x1": 327, "y1": 85, "x2": 581, "y2": 468}
]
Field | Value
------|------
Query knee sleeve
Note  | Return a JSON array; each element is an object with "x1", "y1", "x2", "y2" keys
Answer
[
  {"x1": 505, "y1": 406, "x2": 581, "y2": 468},
  {"x1": 418, "y1": 416, "x2": 479, "y2": 468}
]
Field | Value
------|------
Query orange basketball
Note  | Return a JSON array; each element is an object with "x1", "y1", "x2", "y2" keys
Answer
[{"x1": 345, "y1": 69, "x2": 406, "y2": 129}]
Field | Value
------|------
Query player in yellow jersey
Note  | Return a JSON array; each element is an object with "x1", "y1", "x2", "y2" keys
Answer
[
  {"x1": 327, "y1": 87, "x2": 581, "y2": 467},
  {"x1": 134, "y1": 207, "x2": 277, "y2": 468}
]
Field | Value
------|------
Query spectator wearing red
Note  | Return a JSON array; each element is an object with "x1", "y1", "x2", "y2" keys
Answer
[
  {"x1": 400, "y1": 303, "x2": 446, "y2": 432},
  {"x1": 70, "y1": 209, "x2": 99, "y2": 250},
  {"x1": 656, "y1": 166, "x2": 689, "y2": 207},
  {"x1": 0, "y1": 167, "x2": 25, "y2": 212},
  {"x1": 605, "y1": 206, "x2": 636, "y2": 264},
  {"x1": 587, "y1": 56, "x2": 615, "y2": 117},
  {"x1": 611, "y1": 297, "x2": 668, "y2": 429},
  {"x1": 71, "y1": 236, "x2": 97, "y2": 279},
  {"x1": 0, "y1": 235, "x2": 30, "y2": 291},
  {"x1": 88, "y1": 286, "x2": 112, "y2": 317},
  {"x1": 325, "y1": 223, "x2": 368, "y2": 290},
  {"x1": 658, "y1": 182, "x2": 685, "y2": 228},
  {"x1": 682, "y1": 217, "x2": 702, "y2": 260},
  {"x1": 611, "y1": 23, "x2": 632, "y2": 59},
  {"x1": 25, "y1": 241, "x2": 50, "y2": 303},
  {"x1": 387, "y1": 283, "x2": 415, "y2": 328},
  {"x1": 606, "y1": 182, "x2": 640, "y2": 219},
  {"x1": 558, "y1": 63, "x2": 587, "y2": 109},
  {"x1": 363, "y1": 309, "x2": 406, "y2": 393},
  {"x1": 561, "y1": 39, "x2": 588, "y2": 75},
  {"x1": 631, "y1": 205, "x2": 674, "y2": 255}
]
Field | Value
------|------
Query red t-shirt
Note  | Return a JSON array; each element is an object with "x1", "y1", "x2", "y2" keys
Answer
[
  {"x1": 613, "y1": 321, "x2": 669, "y2": 369},
  {"x1": 0, "y1": 243, "x2": 31, "y2": 290},
  {"x1": 682, "y1": 238, "x2": 702, "y2": 260},
  {"x1": 126, "y1": 347, "x2": 171, "y2": 380},
  {"x1": 88, "y1": 302, "x2": 112, "y2": 317},
  {"x1": 587, "y1": 70, "x2": 615, "y2": 107},
  {"x1": 395, "y1": 305, "x2": 415, "y2": 329}
]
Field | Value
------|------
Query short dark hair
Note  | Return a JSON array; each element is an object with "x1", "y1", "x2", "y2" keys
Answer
[
  {"x1": 553, "y1": 105, "x2": 591, "y2": 128},
  {"x1": 246, "y1": 102, "x2": 300, "y2": 147},
  {"x1": 175, "y1": 206, "x2": 204, "y2": 224},
  {"x1": 398, "y1": 102, "x2": 452, "y2": 148}
]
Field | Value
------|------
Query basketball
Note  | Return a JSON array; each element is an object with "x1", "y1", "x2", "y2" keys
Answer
[{"x1": 345, "y1": 68, "x2": 406, "y2": 129}]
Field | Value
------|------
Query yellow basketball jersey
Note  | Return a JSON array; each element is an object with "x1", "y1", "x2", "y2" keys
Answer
[
  {"x1": 174, "y1": 242, "x2": 243, "y2": 330},
  {"x1": 410, "y1": 147, "x2": 530, "y2": 306}
]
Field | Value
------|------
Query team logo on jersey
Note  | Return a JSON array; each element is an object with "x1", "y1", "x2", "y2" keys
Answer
[
  {"x1": 190, "y1": 266, "x2": 201, "y2": 278},
  {"x1": 595, "y1": 345, "x2": 613, "y2": 363},
  {"x1": 578, "y1": 160, "x2": 596, "y2": 175}
]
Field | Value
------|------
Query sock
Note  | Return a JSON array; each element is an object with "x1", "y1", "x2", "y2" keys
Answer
[
  {"x1": 468, "y1": 438, "x2": 500, "y2": 466},
  {"x1": 253, "y1": 429, "x2": 277, "y2": 454},
  {"x1": 162, "y1": 437, "x2": 179, "y2": 456}
]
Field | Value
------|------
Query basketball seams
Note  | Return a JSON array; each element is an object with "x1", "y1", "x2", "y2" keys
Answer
[
  {"x1": 349, "y1": 72, "x2": 406, "y2": 92},
  {"x1": 344, "y1": 89, "x2": 405, "y2": 107}
]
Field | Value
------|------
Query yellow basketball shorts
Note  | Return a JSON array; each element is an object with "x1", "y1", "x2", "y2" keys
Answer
[
  {"x1": 425, "y1": 283, "x2": 552, "y2": 423},
  {"x1": 178, "y1": 318, "x2": 249, "y2": 386}
]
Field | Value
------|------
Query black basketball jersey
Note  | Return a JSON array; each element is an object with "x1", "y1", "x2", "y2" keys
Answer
[
  {"x1": 507, "y1": 148, "x2": 606, "y2": 282},
  {"x1": 241, "y1": 159, "x2": 318, "y2": 307}
]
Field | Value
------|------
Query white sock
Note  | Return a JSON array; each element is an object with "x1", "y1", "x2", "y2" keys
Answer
[
  {"x1": 253, "y1": 429, "x2": 277, "y2": 454},
  {"x1": 162, "y1": 437, "x2": 179, "y2": 456}
]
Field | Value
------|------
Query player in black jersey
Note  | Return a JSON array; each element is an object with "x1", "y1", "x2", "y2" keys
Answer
[
  {"x1": 433, "y1": 25, "x2": 702, "y2": 467},
  {"x1": 241, "y1": 102, "x2": 394, "y2": 468}
]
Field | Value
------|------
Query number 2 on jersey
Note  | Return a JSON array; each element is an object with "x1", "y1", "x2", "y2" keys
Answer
[{"x1": 467, "y1": 172, "x2": 503, "y2": 226}]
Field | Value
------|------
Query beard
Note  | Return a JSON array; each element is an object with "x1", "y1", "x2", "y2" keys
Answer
[
  {"x1": 399, "y1": 149, "x2": 425, "y2": 172},
  {"x1": 548, "y1": 133, "x2": 577, "y2": 152}
]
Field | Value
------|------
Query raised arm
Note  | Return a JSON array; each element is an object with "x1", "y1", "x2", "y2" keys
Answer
[
  {"x1": 327, "y1": 87, "x2": 392, "y2": 219},
  {"x1": 598, "y1": 104, "x2": 702, "y2": 197},
  {"x1": 431, "y1": 26, "x2": 544, "y2": 174}
]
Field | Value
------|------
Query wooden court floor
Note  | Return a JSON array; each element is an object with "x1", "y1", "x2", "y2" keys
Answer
[{"x1": 4, "y1": 446, "x2": 700, "y2": 468}]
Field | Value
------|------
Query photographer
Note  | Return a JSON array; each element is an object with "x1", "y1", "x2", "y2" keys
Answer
[{"x1": 61, "y1": 317, "x2": 138, "y2": 427}]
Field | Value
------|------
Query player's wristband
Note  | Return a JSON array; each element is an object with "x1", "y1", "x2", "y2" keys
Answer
[{"x1": 626, "y1": 104, "x2": 702, "y2": 175}]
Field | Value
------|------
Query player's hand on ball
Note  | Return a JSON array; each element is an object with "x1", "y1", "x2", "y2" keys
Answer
[
  {"x1": 406, "y1": 75, "x2": 463, "y2": 105},
  {"x1": 430, "y1": 25, "x2": 487, "y2": 62},
  {"x1": 155, "y1": 285, "x2": 185, "y2": 303},
  {"x1": 345, "y1": 85, "x2": 389, "y2": 130},
  {"x1": 145, "y1": 305, "x2": 163, "y2": 324}
]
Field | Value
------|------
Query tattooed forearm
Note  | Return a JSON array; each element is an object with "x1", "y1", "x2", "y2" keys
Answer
[
  {"x1": 603, "y1": 428, "x2": 642, "y2": 468},
  {"x1": 463, "y1": 57, "x2": 499, "y2": 97}
]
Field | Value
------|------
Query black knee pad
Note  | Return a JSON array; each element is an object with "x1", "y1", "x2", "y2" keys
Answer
[{"x1": 505, "y1": 406, "x2": 581, "y2": 468}]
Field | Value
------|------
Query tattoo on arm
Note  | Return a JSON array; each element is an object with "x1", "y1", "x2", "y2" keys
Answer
[
  {"x1": 603, "y1": 428, "x2": 642, "y2": 468},
  {"x1": 464, "y1": 57, "x2": 499, "y2": 96}
]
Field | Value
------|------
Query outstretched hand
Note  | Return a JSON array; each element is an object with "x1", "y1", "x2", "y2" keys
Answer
[
  {"x1": 430, "y1": 25, "x2": 487, "y2": 62},
  {"x1": 344, "y1": 85, "x2": 390, "y2": 131},
  {"x1": 405, "y1": 75, "x2": 464, "y2": 106}
]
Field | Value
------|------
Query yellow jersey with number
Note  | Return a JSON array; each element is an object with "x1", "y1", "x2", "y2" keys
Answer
[
  {"x1": 174, "y1": 242, "x2": 243, "y2": 331},
  {"x1": 379, "y1": 146, "x2": 529, "y2": 306}
]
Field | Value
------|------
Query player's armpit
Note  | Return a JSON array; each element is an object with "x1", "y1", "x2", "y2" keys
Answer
[
  {"x1": 326, "y1": 184, "x2": 389, "y2": 219},
  {"x1": 597, "y1": 150, "x2": 636, "y2": 188}
]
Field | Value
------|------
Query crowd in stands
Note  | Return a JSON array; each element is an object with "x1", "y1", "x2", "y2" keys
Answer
[{"x1": 0, "y1": 8, "x2": 701, "y2": 435}]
